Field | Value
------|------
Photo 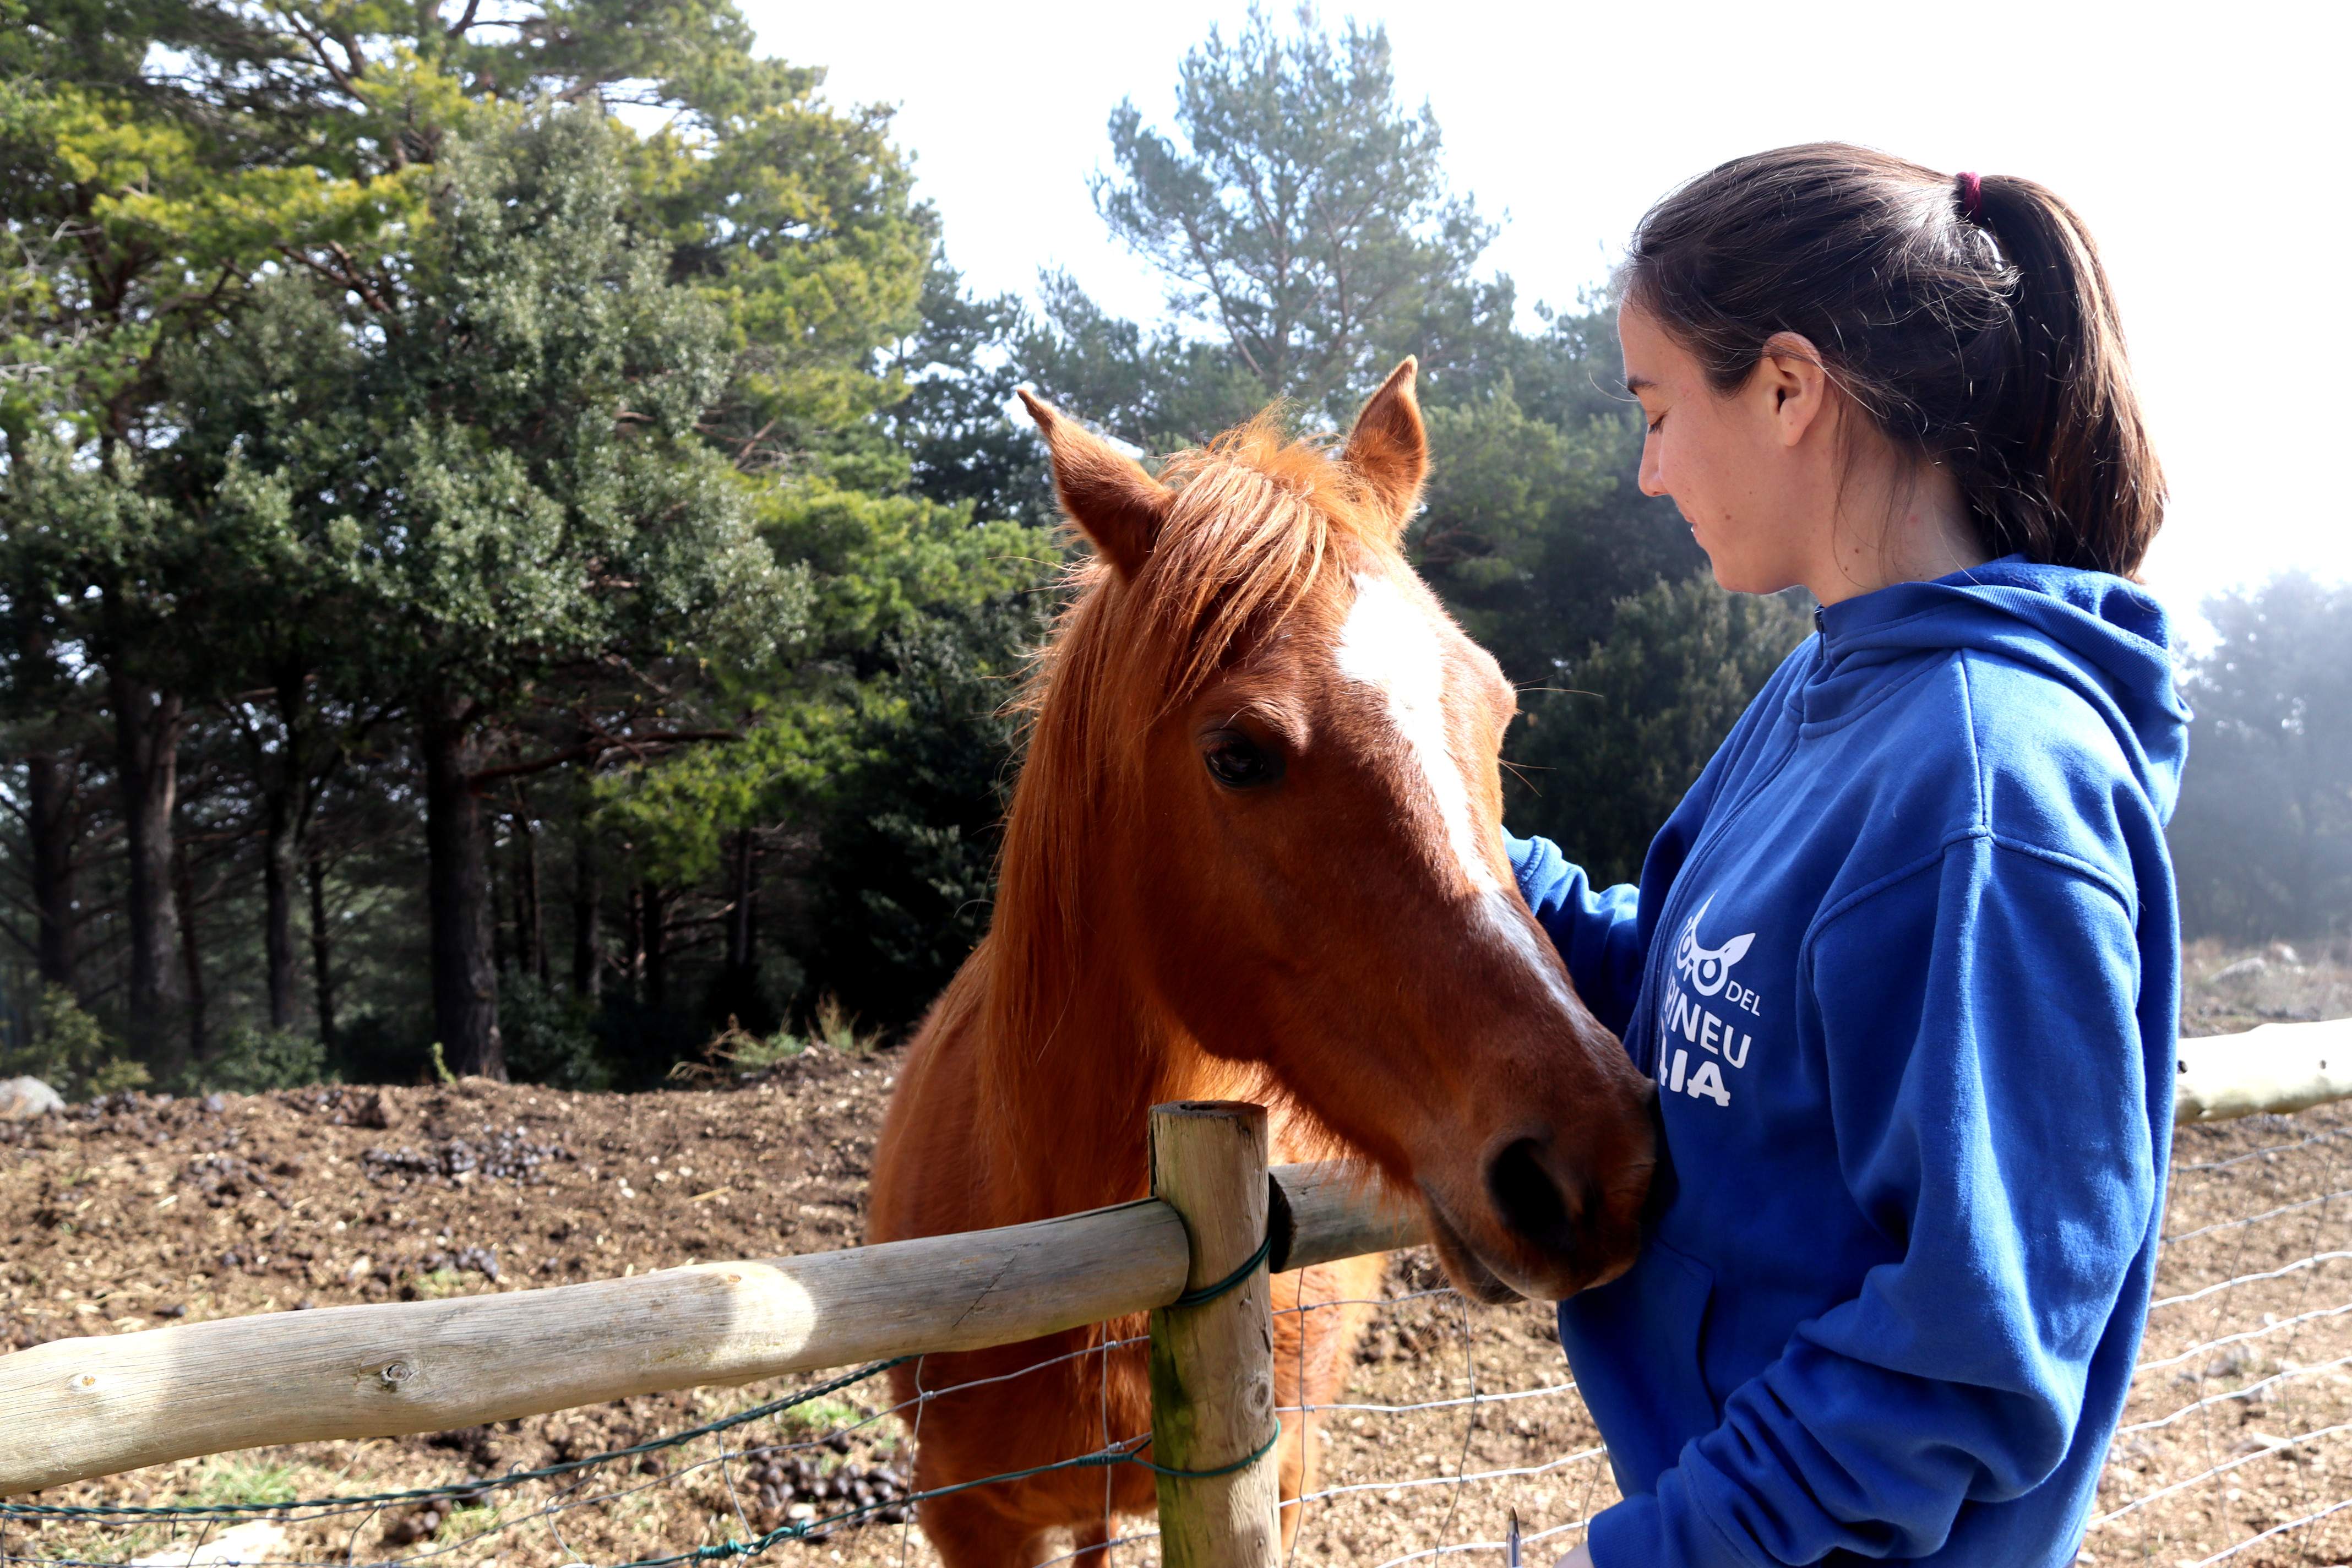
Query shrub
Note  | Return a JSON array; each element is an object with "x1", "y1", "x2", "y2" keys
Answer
[
  {"x1": 0, "y1": 987, "x2": 151, "y2": 1101},
  {"x1": 501, "y1": 977, "x2": 614, "y2": 1091},
  {"x1": 192, "y1": 1027, "x2": 330, "y2": 1095}
]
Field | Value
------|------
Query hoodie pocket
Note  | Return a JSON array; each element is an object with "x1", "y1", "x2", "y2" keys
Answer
[{"x1": 1556, "y1": 1236, "x2": 1722, "y2": 1494}]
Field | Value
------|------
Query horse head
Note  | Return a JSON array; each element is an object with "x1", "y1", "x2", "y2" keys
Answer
[{"x1": 1006, "y1": 361, "x2": 1656, "y2": 1302}]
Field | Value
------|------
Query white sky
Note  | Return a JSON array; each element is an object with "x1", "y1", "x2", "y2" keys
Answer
[{"x1": 737, "y1": 0, "x2": 2349, "y2": 624}]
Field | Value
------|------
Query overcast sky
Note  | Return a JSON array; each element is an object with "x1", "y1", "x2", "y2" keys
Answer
[{"x1": 736, "y1": 0, "x2": 2346, "y2": 625}]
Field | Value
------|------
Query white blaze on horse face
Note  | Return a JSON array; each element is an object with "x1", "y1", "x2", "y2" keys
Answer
[
  {"x1": 1334, "y1": 572, "x2": 1497, "y2": 896},
  {"x1": 1332, "y1": 571, "x2": 1583, "y2": 1016}
]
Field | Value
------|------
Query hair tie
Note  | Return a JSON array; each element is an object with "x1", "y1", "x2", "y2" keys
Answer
[{"x1": 1956, "y1": 171, "x2": 1985, "y2": 224}]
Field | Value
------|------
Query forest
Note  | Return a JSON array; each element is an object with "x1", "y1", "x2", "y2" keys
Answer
[{"x1": 1, "y1": 2, "x2": 2343, "y2": 1096}]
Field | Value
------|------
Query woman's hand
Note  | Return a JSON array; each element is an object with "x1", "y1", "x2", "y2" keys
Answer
[{"x1": 1553, "y1": 1546, "x2": 1594, "y2": 1568}]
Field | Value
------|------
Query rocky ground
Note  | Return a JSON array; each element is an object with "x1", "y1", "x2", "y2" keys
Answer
[{"x1": 6, "y1": 943, "x2": 2352, "y2": 1568}]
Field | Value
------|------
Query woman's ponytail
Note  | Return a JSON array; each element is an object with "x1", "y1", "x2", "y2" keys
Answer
[
  {"x1": 1967, "y1": 175, "x2": 2165, "y2": 576},
  {"x1": 1623, "y1": 145, "x2": 2166, "y2": 578}
]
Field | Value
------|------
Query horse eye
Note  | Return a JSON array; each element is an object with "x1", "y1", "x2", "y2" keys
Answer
[{"x1": 1202, "y1": 731, "x2": 1282, "y2": 790}]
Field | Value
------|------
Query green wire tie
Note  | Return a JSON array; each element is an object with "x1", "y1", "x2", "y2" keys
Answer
[{"x1": 1167, "y1": 1230, "x2": 1272, "y2": 1310}]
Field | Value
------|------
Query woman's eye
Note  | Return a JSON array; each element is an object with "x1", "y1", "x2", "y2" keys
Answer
[
  {"x1": 1202, "y1": 732, "x2": 1282, "y2": 789},
  {"x1": 1646, "y1": 411, "x2": 1667, "y2": 433}
]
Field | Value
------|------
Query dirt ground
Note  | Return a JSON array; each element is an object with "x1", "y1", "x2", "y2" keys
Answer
[{"x1": 6, "y1": 941, "x2": 2352, "y2": 1568}]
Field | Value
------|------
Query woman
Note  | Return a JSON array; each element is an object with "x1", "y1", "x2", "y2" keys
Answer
[{"x1": 1516, "y1": 145, "x2": 2187, "y2": 1566}]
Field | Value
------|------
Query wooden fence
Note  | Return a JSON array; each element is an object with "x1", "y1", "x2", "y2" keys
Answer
[{"x1": 4, "y1": 1017, "x2": 2349, "y2": 1567}]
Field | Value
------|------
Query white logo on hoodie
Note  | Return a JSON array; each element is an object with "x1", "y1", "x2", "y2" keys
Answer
[
  {"x1": 1658, "y1": 895, "x2": 1764, "y2": 1110},
  {"x1": 1673, "y1": 896, "x2": 1756, "y2": 998}
]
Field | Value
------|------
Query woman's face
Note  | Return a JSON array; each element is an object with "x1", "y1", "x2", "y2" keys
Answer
[{"x1": 1618, "y1": 301, "x2": 1821, "y2": 596}]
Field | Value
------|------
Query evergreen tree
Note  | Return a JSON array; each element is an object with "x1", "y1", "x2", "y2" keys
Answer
[
  {"x1": 2, "y1": 0, "x2": 1012, "y2": 1081},
  {"x1": 2171, "y1": 575, "x2": 2352, "y2": 941},
  {"x1": 1028, "y1": 3, "x2": 1512, "y2": 448},
  {"x1": 1507, "y1": 574, "x2": 1813, "y2": 886}
]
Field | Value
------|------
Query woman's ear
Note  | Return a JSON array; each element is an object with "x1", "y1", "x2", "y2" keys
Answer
[
  {"x1": 1344, "y1": 358, "x2": 1429, "y2": 540},
  {"x1": 1756, "y1": 332, "x2": 1833, "y2": 449},
  {"x1": 1017, "y1": 389, "x2": 1172, "y2": 578}
]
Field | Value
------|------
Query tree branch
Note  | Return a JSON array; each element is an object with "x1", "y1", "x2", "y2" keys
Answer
[{"x1": 467, "y1": 729, "x2": 738, "y2": 790}]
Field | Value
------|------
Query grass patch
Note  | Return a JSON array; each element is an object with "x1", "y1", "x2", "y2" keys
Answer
[
  {"x1": 188, "y1": 1457, "x2": 303, "y2": 1509},
  {"x1": 413, "y1": 1267, "x2": 470, "y2": 1299}
]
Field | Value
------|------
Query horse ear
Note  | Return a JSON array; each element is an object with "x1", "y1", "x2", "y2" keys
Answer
[
  {"x1": 1017, "y1": 389, "x2": 1171, "y2": 578},
  {"x1": 1343, "y1": 357, "x2": 1429, "y2": 539}
]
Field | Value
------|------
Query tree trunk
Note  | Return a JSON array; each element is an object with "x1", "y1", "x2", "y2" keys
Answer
[
  {"x1": 174, "y1": 834, "x2": 207, "y2": 1065},
  {"x1": 642, "y1": 880, "x2": 669, "y2": 1011},
  {"x1": 261, "y1": 782, "x2": 299, "y2": 1031},
  {"x1": 625, "y1": 883, "x2": 645, "y2": 999},
  {"x1": 720, "y1": 829, "x2": 759, "y2": 1022},
  {"x1": 24, "y1": 749, "x2": 79, "y2": 992},
  {"x1": 571, "y1": 796, "x2": 601, "y2": 1000},
  {"x1": 110, "y1": 670, "x2": 188, "y2": 1066},
  {"x1": 518, "y1": 793, "x2": 547, "y2": 984},
  {"x1": 259, "y1": 669, "x2": 312, "y2": 1033},
  {"x1": 422, "y1": 696, "x2": 503, "y2": 1080},
  {"x1": 306, "y1": 851, "x2": 338, "y2": 1049},
  {"x1": 491, "y1": 831, "x2": 511, "y2": 977}
]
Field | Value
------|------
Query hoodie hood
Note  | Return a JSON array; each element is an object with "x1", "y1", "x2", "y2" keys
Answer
[{"x1": 1810, "y1": 557, "x2": 2191, "y2": 821}]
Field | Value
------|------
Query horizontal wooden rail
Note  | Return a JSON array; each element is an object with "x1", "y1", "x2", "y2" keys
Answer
[
  {"x1": 0, "y1": 1162, "x2": 1427, "y2": 1495},
  {"x1": 8, "y1": 1015, "x2": 2346, "y2": 1496},
  {"x1": 2178, "y1": 1019, "x2": 2352, "y2": 1123}
]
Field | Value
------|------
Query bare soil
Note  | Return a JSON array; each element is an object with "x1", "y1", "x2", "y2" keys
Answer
[{"x1": 7, "y1": 944, "x2": 2352, "y2": 1568}]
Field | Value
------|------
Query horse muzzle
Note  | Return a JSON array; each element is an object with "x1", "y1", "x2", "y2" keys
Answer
[{"x1": 1416, "y1": 1125, "x2": 1654, "y2": 1303}]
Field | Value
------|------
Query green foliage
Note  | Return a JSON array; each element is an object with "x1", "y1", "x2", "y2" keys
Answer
[
  {"x1": 1507, "y1": 574, "x2": 1814, "y2": 886},
  {"x1": 187, "y1": 1027, "x2": 329, "y2": 1096},
  {"x1": 1091, "y1": 2, "x2": 1493, "y2": 420},
  {"x1": 324, "y1": 110, "x2": 797, "y2": 706},
  {"x1": 0, "y1": 0, "x2": 1979, "y2": 1083},
  {"x1": 499, "y1": 977, "x2": 616, "y2": 1091},
  {"x1": 0, "y1": 986, "x2": 148, "y2": 1101},
  {"x1": 699, "y1": 1016, "x2": 807, "y2": 1071},
  {"x1": 798, "y1": 598, "x2": 1045, "y2": 1029},
  {"x1": 888, "y1": 259, "x2": 1057, "y2": 529},
  {"x1": 1411, "y1": 306, "x2": 1707, "y2": 680},
  {"x1": 636, "y1": 94, "x2": 935, "y2": 448},
  {"x1": 1026, "y1": 5, "x2": 1514, "y2": 450},
  {"x1": 596, "y1": 695, "x2": 876, "y2": 886},
  {"x1": 696, "y1": 993, "x2": 876, "y2": 1072},
  {"x1": 1, "y1": 0, "x2": 977, "y2": 1084},
  {"x1": 800, "y1": 993, "x2": 882, "y2": 1055},
  {"x1": 2171, "y1": 574, "x2": 2352, "y2": 941}
]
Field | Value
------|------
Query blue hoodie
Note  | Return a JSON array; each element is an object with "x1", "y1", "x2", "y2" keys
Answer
[{"x1": 1509, "y1": 559, "x2": 2188, "y2": 1567}]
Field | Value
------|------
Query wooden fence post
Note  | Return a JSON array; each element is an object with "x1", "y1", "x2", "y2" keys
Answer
[{"x1": 1149, "y1": 1101, "x2": 1281, "y2": 1568}]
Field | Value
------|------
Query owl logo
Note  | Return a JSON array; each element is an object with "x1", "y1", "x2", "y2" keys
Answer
[{"x1": 1673, "y1": 896, "x2": 1756, "y2": 999}]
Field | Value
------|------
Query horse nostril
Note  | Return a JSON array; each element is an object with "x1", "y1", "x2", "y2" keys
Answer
[{"x1": 1487, "y1": 1137, "x2": 1585, "y2": 1255}]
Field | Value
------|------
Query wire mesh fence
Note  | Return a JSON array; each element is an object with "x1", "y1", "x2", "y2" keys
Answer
[{"x1": 10, "y1": 1101, "x2": 2352, "y2": 1568}]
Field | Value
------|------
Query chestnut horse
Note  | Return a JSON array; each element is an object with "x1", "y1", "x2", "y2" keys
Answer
[{"x1": 867, "y1": 362, "x2": 1657, "y2": 1568}]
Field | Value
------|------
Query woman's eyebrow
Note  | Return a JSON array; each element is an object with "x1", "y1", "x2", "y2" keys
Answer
[{"x1": 1623, "y1": 373, "x2": 1658, "y2": 396}]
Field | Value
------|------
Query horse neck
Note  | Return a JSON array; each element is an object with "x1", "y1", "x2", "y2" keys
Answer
[
  {"x1": 968, "y1": 689, "x2": 1233, "y2": 1219},
  {"x1": 973, "y1": 946, "x2": 1188, "y2": 1220}
]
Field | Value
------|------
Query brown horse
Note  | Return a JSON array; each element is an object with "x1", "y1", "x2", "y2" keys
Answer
[{"x1": 866, "y1": 362, "x2": 1657, "y2": 1568}]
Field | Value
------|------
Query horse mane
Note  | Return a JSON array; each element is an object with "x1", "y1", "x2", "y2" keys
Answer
[{"x1": 975, "y1": 414, "x2": 1396, "y2": 1159}]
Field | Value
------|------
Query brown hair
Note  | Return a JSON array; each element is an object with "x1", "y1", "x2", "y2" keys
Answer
[{"x1": 1622, "y1": 143, "x2": 2164, "y2": 577}]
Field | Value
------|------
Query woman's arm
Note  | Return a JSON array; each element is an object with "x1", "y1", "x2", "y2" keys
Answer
[
  {"x1": 1586, "y1": 835, "x2": 2160, "y2": 1566},
  {"x1": 1506, "y1": 833, "x2": 1646, "y2": 1038}
]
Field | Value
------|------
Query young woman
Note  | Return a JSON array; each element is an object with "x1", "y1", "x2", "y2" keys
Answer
[{"x1": 1514, "y1": 145, "x2": 2188, "y2": 1567}]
